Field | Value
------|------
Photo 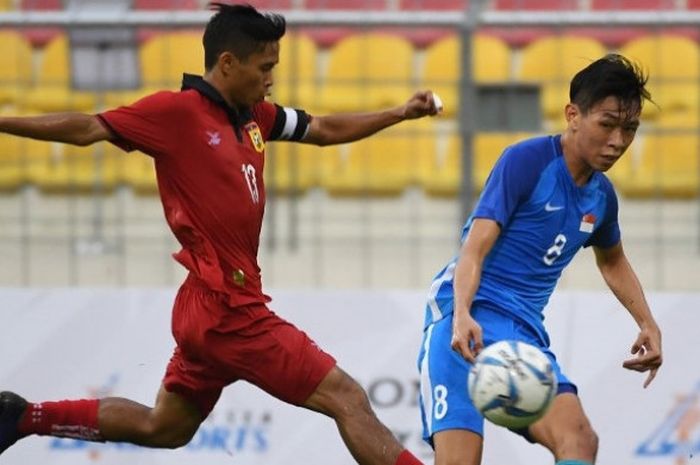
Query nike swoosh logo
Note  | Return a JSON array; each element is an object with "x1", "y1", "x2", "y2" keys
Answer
[{"x1": 545, "y1": 202, "x2": 564, "y2": 212}]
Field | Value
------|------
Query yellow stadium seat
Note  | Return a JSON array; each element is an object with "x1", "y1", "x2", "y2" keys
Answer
[
  {"x1": 9, "y1": 138, "x2": 55, "y2": 190},
  {"x1": 474, "y1": 132, "x2": 512, "y2": 189},
  {"x1": 0, "y1": 0, "x2": 14, "y2": 9},
  {"x1": 319, "y1": 34, "x2": 415, "y2": 112},
  {"x1": 103, "y1": 32, "x2": 204, "y2": 110},
  {"x1": 519, "y1": 36, "x2": 607, "y2": 119},
  {"x1": 0, "y1": 31, "x2": 32, "y2": 105},
  {"x1": 655, "y1": 109, "x2": 700, "y2": 130},
  {"x1": 20, "y1": 35, "x2": 97, "y2": 112},
  {"x1": 621, "y1": 133, "x2": 699, "y2": 198},
  {"x1": 264, "y1": 141, "x2": 329, "y2": 194},
  {"x1": 422, "y1": 34, "x2": 511, "y2": 117},
  {"x1": 272, "y1": 34, "x2": 319, "y2": 111},
  {"x1": 104, "y1": 33, "x2": 316, "y2": 111},
  {"x1": 474, "y1": 132, "x2": 531, "y2": 190},
  {"x1": 121, "y1": 150, "x2": 158, "y2": 194},
  {"x1": 421, "y1": 132, "x2": 530, "y2": 196},
  {"x1": 29, "y1": 142, "x2": 121, "y2": 193},
  {"x1": 0, "y1": 133, "x2": 27, "y2": 191},
  {"x1": 322, "y1": 122, "x2": 433, "y2": 196},
  {"x1": 102, "y1": 88, "x2": 155, "y2": 109},
  {"x1": 419, "y1": 130, "x2": 459, "y2": 197},
  {"x1": 519, "y1": 35, "x2": 607, "y2": 82},
  {"x1": 620, "y1": 35, "x2": 700, "y2": 123},
  {"x1": 0, "y1": 108, "x2": 55, "y2": 190},
  {"x1": 619, "y1": 35, "x2": 699, "y2": 81},
  {"x1": 140, "y1": 32, "x2": 204, "y2": 89}
]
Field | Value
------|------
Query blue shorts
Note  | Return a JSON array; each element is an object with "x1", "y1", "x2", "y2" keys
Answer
[{"x1": 417, "y1": 305, "x2": 577, "y2": 446}]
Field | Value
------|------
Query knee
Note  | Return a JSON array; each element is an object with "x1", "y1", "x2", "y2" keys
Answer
[
  {"x1": 332, "y1": 373, "x2": 373, "y2": 415},
  {"x1": 308, "y1": 368, "x2": 373, "y2": 419}
]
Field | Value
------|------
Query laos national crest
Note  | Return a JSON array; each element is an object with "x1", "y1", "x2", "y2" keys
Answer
[{"x1": 245, "y1": 122, "x2": 265, "y2": 153}]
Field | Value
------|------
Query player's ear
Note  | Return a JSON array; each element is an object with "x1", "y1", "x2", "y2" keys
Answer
[
  {"x1": 564, "y1": 103, "x2": 580, "y2": 129},
  {"x1": 218, "y1": 51, "x2": 237, "y2": 75}
]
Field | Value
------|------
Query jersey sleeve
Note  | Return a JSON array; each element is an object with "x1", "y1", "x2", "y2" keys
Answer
[
  {"x1": 472, "y1": 143, "x2": 548, "y2": 228},
  {"x1": 98, "y1": 91, "x2": 183, "y2": 158},
  {"x1": 253, "y1": 101, "x2": 311, "y2": 142},
  {"x1": 585, "y1": 177, "x2": 621, "y2": 248}
]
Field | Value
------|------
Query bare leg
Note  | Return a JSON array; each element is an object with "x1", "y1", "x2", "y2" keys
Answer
[
  {"x1": 98, "y1": 384, "x2": 202, "y2": 449},
  {"x1": 527, "y1": 393, "x2": 598, "y2": 463},
  {"x1": 303, "y1": 366, "x2": 408, "y2": 465},
  {"x1": 433, "y1": 430, "x2": 483, "y2": 465}
]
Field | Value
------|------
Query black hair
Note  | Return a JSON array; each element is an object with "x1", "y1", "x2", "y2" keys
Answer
[
  {"x1": 203, "y1": 3, "x2": 286, "y2": 70},
  {"x1": 569, "y1": 53, "x2": 652, "y2": 116}
]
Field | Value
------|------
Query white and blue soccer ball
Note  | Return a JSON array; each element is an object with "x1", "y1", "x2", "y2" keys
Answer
[{"x1": 468, "y1": 340, "x2": 557, "y2": 429}]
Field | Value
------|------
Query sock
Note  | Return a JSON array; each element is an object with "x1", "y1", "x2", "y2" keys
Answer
[
  {"x1": 18, "y1": 399, "x2": 103, "y2": 441},
  {"x1": 556, "y1": 461, "x2": 594, "y2": 465},
  {"x1": 395, "y1": 449, "x2": 424, "y2": 465}
]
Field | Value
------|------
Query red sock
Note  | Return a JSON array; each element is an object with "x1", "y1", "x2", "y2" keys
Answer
[
  {"x1": 395, "y1": 449, "x2": 424, "y2": 465},
  {"x1": 18, "y1": 399, "x2": 103, "y2": 441}
]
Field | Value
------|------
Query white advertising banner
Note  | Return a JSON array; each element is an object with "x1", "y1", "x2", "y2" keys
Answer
[{"x1": 0, "y1": 288, "x2": 697, "y2": 465}]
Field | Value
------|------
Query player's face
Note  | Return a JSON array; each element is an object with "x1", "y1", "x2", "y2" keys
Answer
[
  {"x1": 570, "y1": 95, "x2": 641, "y2": 172},
  {"x1": 228, "y1": 41, "x2": 279, "y2": 107}
]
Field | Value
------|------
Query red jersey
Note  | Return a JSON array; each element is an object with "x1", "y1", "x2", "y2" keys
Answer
[{"x1": 99, "y1": 74, "x2": 311, "y2": 307}]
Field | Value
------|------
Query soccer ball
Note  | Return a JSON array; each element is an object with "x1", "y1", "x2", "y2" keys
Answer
[{"x1": 468, "y1": 340, "x2": 557, "y2": 429}]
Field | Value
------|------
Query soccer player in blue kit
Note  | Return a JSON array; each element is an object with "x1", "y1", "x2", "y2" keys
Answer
[{"x1": 418, "y1": 54, "x2": 663, "y2": 465}]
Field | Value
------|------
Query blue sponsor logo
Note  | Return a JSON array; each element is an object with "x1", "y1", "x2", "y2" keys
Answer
[
  {"x1": 636, "y1": 380, "x2": 700, "y2": 463},
  {"x1": 187, "y1": 424, "x2": 269, "y2": 452}
]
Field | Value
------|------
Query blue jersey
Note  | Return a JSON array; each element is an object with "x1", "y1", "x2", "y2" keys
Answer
[{"x1": 425, "y1": 135, "x2": 620, "y2": 343}]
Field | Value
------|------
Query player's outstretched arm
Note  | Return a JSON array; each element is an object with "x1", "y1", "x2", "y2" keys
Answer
[
  {"x1": 451, "y1": 218, "x2": 501, "y2": 363},
  {"x1": 302, "y1": 90, "x2": 441, "y2": 146},
  {"x1": 594, "y1": 242, "x2": 663, "y2": 388},
  {"x1": 0, "y1": 113, "x2": 111, "y2": 146}
]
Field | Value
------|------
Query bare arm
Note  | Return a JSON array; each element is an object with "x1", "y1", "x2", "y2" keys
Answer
[
  {"x1": 451, "y1": 218, "x2": 501, "y2": 362},
  {"x1": 0, "y1": 113, "x2": 112, "y2": 146},
  {"x1": 594, "y1": 242, "x2": 662, "y2": 387},
  {"x1": 302, "y1": 90, "x2": 439, "y2": 146}
]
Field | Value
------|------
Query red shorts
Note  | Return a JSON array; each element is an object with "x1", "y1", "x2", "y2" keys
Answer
[{"x1": 163, "y1": 275, "x2": 336, "y2": 417}]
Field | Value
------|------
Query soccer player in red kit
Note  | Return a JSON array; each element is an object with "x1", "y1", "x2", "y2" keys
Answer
[{"x1": 0, "y1": 4, "x2": 440, "y2": 465}]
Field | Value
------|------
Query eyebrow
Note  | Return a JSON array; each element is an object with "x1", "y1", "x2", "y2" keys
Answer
[
  {"x1": 598, "y1": 112, "x2": 640, "y2": 126},
  {"x1": 600, "y1": 111, "x2": 638, "y2": 121}
]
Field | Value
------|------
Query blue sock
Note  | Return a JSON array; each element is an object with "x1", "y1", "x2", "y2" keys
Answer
[{"x1": 556, "y1": 461, "x2": 593, "y2": 465}]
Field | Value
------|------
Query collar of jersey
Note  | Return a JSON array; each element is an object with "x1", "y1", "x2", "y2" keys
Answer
[{"x1": 181, "y1": 73, "x2": 251, "y2": 141}]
